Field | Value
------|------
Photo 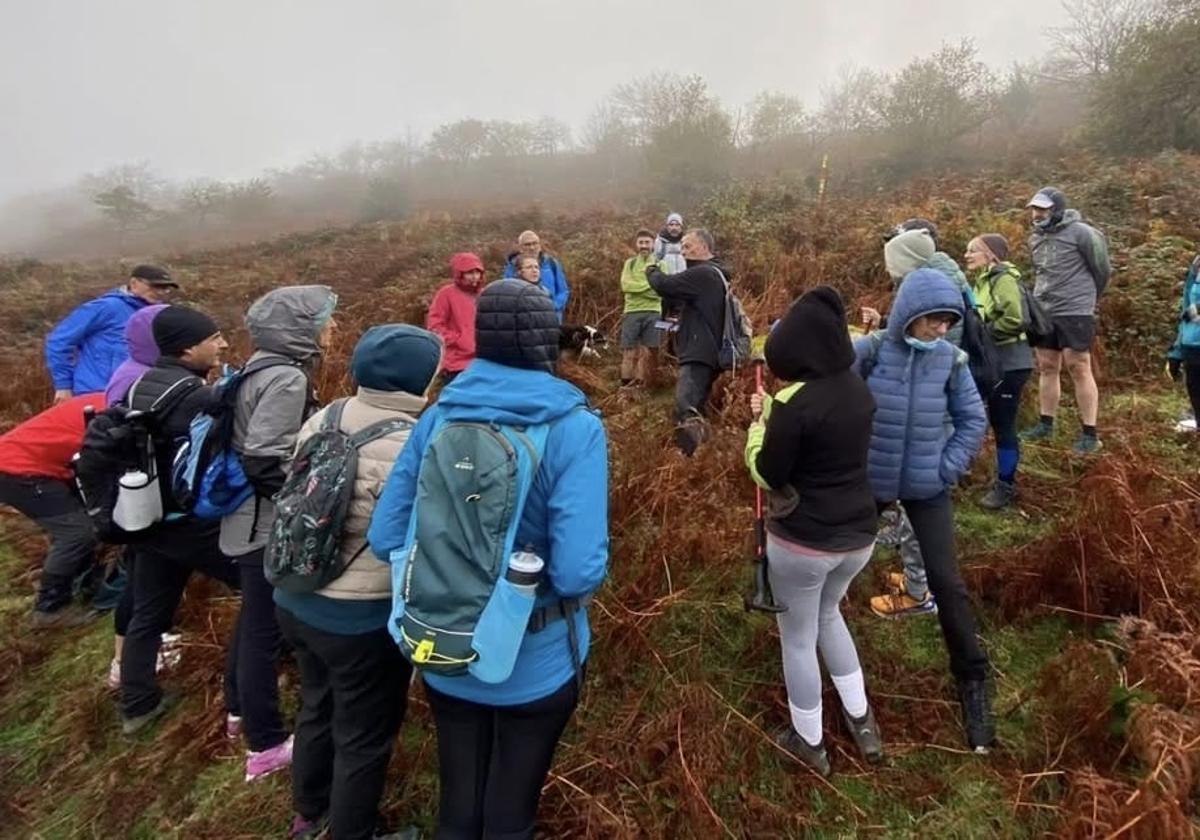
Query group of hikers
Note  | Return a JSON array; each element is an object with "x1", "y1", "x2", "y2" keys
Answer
[{"x1": 0, "y1": 186, "x2": 1192, "y2": 837}]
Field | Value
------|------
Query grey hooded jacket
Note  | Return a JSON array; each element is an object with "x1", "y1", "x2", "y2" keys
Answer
[
  {"x1": 219, "y1": 285, "x2": 337, "y2": 558},
  {"x1": 1029, "y1": 209, "x2": 1112, "y2": 317}
]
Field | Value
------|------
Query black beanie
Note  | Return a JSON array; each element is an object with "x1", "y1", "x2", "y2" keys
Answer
[
  {"x1": 474, "y1": 280, "x2": 560, "y2": 373},
  {"x1": 153, "y1": 305, "x2": 220, "y2": 357},
  {"x1": 765, "y1": 286, "x2": 855, "y2": 382}
]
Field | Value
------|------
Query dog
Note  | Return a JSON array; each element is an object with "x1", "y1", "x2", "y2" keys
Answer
[{"x1": 558, "y1": 324, "x2": 609, "y2": 361}]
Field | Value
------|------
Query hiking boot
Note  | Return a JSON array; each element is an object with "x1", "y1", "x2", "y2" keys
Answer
[
  {"x1": 245, "y1": 734, "x2": 294, "y2": 782},
  {"x1": 841, "y1": 705, "x2": 884, "y2": 764},
  {"x1": 870, "y1": 591, "x2": 937, "y2": 619},
  {"x1": 1020, "y1": 420, "x2": 1054, "y2": 442},
  {"x1": 29, "y1": 603, "x2": 102, "y2": 630},
  {"x1": 774, "y1": 727, "x2": 831, "y2": 777},
  {"x1": 1071, "y1": 434, "x2": 1103, "y2": 456},
  {"x1": 979, "y1": 480, "x2": 1016, "y2": 510},
  {"x1": 289, "y1": 813, "x2": 328, "y2": 839},
  {"x1": 225, "y1": 713, "x2": 244, "y2": 741},
  {"x1": 121, "y1": 692, "x2": 180, "y2": 737},
  {"x1": 957, "y1": 679, "x2": 996, "y2": 753}
]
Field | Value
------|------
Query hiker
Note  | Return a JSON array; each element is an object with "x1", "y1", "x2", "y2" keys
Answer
[
  {"x1": 619, "y1": 228, "x2": 663, "y2": 387},
  {"x1": 45, "y1": 265, "x2": 178, "y2": 404},
  {"x1": 744, "y1": 286, "x2": 882, "y2": 777},
  {"x1": 853, "y1": 269, "x2": 994, "y2": 752},
  {"x1": 275, "y1": 324, "x2": 440, "y2": 840},
  {"x1": 0, "y1": 394, "x2": 107, "y2": 628},
  {"x1": 502, "y1": 230, "x2": 570, "y2": 319},
  {"x1": 1020, "y1": 187, "x2": 1111, "y2": 454},
  {"x1": 426, "y1": 252, "x2": 484, "y2": 384},
  {"x1": 965, "y1": 235, "x2": 1034, "y2": 509},
  {"x1": 653, "y1": 212, "x2": 687, "y2": 275},
  {"x1": 514, "y1": 254, "x2": 542, "y2": 285},
  {"x1": 220, "y1": 285, "x2": 338, "y2": 780},
  {"x1": 118, "y1": 305, "x2": 240, "y2": 735},
  {"x1": 646, "y1": 228, "x2": 729, "y2": 456},
  {"x1": 1167, "y1": 254, "x2": 1200, "y2": 428},
  {"x1": 368, "y1": 279, "x2": 609, "y2": 840}
]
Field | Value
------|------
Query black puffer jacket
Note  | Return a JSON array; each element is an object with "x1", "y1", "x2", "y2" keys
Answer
[
  {"x1": 474, "y1": 279, "x2": 560, "y2": 373},
  {"x1": 749, "y1": 286, "x2": 878, "y2": 551},
  {"x1": 646, "y1": 258, "x2": 728, "y2": 369}
]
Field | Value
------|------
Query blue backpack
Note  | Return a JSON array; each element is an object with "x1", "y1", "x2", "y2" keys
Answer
[
  {"x1": 388, "y1": 416, "x2": 585, "y2": 685},
  {"x1": 171, "y1": 358, "x2": 301, "y2": 519}
]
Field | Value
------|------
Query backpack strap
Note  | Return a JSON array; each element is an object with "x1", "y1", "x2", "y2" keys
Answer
[
  {"x1": 349, "y1": 416, "x2": 413, "y2": 449},
  {"x1": 322, "y1": 398, "x2": 350, "y2": 433}
]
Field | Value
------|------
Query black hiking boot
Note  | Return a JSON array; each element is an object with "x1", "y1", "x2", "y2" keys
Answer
[
  {"x1": 121, "y1": 691, "x2": 180, "y2": 737},
  {"x1": 774, "y1": 727, "x2": 832, "y2": 777},
  {"x1": 957, "y1": 679, "x2": 996, "y2": 753},
  {"x1": 29, "y1": 603, "x2": 102, "y2": 630},
  {"x1": 979, "y1": 479, "x2": 1016, "y2": 510},
  {"x1": 841, "y1": 705, "x2": 884, "y2": 764}
]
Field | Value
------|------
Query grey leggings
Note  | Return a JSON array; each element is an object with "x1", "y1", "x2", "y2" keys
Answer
[{"x1": 766, "y1": 533, "x2": 874, "y2": 711}]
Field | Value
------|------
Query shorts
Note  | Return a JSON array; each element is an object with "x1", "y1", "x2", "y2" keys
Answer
[
  {"x1": 1031, "y1": 315, "x2": 1096, "y2": 353},
  {"x1": 621, "y1": 311, "x2": 661, "y2": 350}
]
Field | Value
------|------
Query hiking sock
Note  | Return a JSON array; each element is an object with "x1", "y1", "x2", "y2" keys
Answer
[
  {"x1": 830, "y1": 670, "x2": 869, "y2": 720},
  {"x1": 1039, "y1": 415, "x2": 1054, "y2": 428},
  {"x1": 1082, "y1": 424, "x2": 1097, "y2": 438},
  {"x1": 996, "y1": 446, "x2": 1019, "y2": 483},
  {"x1": 788, "y1": 701, "x2": 824, "y2": 747}
]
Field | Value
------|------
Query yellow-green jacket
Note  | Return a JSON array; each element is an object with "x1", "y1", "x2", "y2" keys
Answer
[{"x1": 620, "y1": 254, "x2": 662, "y2": 315}]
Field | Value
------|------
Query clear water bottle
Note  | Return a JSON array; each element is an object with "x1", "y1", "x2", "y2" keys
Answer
[{"x1": 506, "y1": 547, "x2": 544, "y2": 597}]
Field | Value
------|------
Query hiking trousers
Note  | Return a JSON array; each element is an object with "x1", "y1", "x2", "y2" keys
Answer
[
  {"x1": 121, "y1": 523, "x2": 238, "y2": 718},
  {"x1": 0, "y1": 473, "x2": 97, "y2": 613},
  {"x1": 889, "y1": 494, "x2": 989, "y2": 682},
  {"x1": 674, "y1": 362, "x2": 717, "y2": 423},
  {"x1": 278, "y1": 607, "x2": 412, "y2": 840},
  {"x1": 425, "y1": 675, "x2": 580, "y2": 840},
  {"x1": 224, "y1": 549, "x2": 289, "y2": 752}
]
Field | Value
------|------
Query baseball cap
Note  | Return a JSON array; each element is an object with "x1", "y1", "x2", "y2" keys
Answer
[
  {"x1": 1026, "y1": 189, "x2": 1057, "y2": 210},
  {"x1": 130, "y1": 264, "x2": 178, "y2": 287}
]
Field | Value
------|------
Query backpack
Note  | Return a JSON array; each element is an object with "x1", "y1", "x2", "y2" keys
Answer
[
  {"x1": 170, "y1": 357, "x2": 300, "y2": 520},
  {"x1": 958, "y1": 288, "x2": 1003, "y2": 397},
  {"x1": 389, "y1": 414, "x2": 587, "y2": 685},
  {"x1": 265, "y1": 398, "x2": 411, "y2": 593},
  {"x1": 1017, "y1": 282, "x2": 1053, "y2": 344},
  {"x1": 712, "y1": 267, "x2": 753, "y2": 372},
  {"x1": 75, "y1": 375, "x2": 202, "y2": 543}
]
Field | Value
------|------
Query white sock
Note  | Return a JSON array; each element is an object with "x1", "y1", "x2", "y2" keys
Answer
[
  {"x1": 788, "y1": 701, "x2": 823, "y2": 747},
  {"x1": 831, "y1": 669, "x2": 869, "y2": 719}
]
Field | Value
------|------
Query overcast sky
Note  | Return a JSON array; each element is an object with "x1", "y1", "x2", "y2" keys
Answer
[{"x1": 0, "y1": 0, "x2": 1070, "y2": 201}]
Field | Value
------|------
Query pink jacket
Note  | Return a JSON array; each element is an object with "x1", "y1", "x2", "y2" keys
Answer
[{"x1": 426, "y1": 253, "x2": 484, "y2": 372}]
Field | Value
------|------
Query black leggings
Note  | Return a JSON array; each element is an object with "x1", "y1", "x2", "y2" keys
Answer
[
  {"x1": 1186, "y1": 359, "x2": 1200, "y2": 420},
  {"x1": 986, "y1": 368, "x2": 1031, "y2": 450},
  {"x1": 424, "y1": 676, "x2": 580, "y2": 840}
]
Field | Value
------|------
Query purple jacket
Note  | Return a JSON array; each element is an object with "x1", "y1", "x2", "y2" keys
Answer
[{"x1": 103, "y1": 304, "x2": 167, "y2": 405}]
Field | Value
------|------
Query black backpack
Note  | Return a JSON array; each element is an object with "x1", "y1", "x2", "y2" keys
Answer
[
  {"x1": 959, "y1": 288, "x2": 1003, "y2": 397},
  {"x1": 75, "y1": 375, "x2": 202, "y2": 543},
  {"x1": 265, "y1": 399, "x2": 411, "y2": 593}
]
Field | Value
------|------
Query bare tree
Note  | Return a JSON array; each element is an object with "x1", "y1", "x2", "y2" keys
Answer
[{"x1": 1047, "y1": 0, "x2": 1153, "y2": 80}]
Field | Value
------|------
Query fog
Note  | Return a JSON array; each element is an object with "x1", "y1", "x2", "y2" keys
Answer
[{"x1": 0, "y1": 0, "x2": 1070, "y2": 203}]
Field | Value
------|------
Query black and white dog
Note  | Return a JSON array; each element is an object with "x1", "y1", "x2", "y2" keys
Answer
[{"x1": 559, "y1": 324, "x2": 609, "y2": 361}]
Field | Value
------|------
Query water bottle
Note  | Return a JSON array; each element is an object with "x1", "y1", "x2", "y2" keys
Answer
[
  {"x1": 113, "y1": 469, "x2": 163, "y2": 532},
  {"x1": 506, "y1": 547, "x2": 544, "y2": 597}
]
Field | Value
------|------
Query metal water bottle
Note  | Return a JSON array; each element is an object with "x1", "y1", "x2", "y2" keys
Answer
[{"x1": 506, "y1": 547, "x2": 544, "y2": 597}]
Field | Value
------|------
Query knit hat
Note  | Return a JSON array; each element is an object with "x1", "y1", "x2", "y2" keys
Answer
[
  {"x1": 152, "y1": 305, "x2": 220, "y2": 356},
  {"x1": 474, "y1": 279, "x2": 559, "y2": 373},
  {"x1": 666, "y1": 212, "x2": 684, "y2": 225},
  {"x1": 765, "y1": 286, "x2": 855, "y2": 381},
  {"x1": 351, "y1": 324, "x2": 443, "y2": 394},
  {"x1": 883, "y1": 229, "x2": 936, "y2": 280},
  {"x1": 976, "y1": 234, "x2": 1010, "y2": 263}
]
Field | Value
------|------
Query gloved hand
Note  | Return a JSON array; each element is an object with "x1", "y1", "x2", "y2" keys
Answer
[{"x1": 1167, "y1": 357, "x2": 1183, "y2": 382}]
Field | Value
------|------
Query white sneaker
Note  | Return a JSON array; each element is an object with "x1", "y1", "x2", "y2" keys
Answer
[{"x1": 1174, "y1": 416, "x2": 1197, "y2": 433}]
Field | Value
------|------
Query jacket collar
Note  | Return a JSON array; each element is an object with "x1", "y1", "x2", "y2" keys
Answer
[{"x1": 356, "y1": 387, "x2": 426, "y2": 415}]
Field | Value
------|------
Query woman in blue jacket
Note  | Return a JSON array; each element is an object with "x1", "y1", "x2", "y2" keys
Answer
[
  {"x1": 1168, "y1": 256, "x2": 1200, "y2": 426},
  {"x1": 369, "y1": 279, "x2": 608, "y2": 840},
  {"x1": 853, "y1": 268, "x2": 994, "y2": 752}
]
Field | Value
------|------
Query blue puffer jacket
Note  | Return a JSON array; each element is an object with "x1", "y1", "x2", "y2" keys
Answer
[
  {"x1": 45, "y1": 289, "x2": 148, "y2": 394},
  {"x1": 853, "y1": 269, "x2": 987, "y2": 502},
  {"x1": 1172, "y1": 257, "x2": 1200, "y2": 356},
  {"x1": 502, "y1": 252, "x2": 570, "y2": 317},
  {"x1": 367, "y1": 358, "x2": 609, "y2": 706}
]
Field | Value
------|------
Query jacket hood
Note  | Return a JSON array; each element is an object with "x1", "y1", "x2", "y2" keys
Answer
[
  {"x1": 658, "y1": 228, "x2": 683, "y2": 243},
  {"x1": 765, "y1": 286, "x2": 855, "y2": 381},
  {"x1": 245, "y1": 285, "x2": 338, "y2": 360},
  {"x1": 450, "y1": 252, "x2": 485, "y2": 293},
  {"x1": 923, "y1": 251, "x2": 967, "y2": 288},
  {"x1": 1044, "y1": 208, "x2": 1082, "y2": 233},
  {"x1": 124, "y1": 303, "x2": 168, "y2": 365},
  {"x1": 886, "y1": 269, "x2": 964, "y2": 343},
  {"x1": 884, "y1": 229, "x2": 936, "y2": 280},
  {"x1": 474, "y1": 279, "x2": 559, "y2": 373},
  {"x1": 437, "y1": 358, "x2": 589, "y2": 426}
]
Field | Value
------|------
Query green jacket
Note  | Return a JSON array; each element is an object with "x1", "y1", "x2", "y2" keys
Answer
[
  {"x1": 972, "y1": 262, "x2": 1026, "y2": 345},
  {"x1": 620, "y1": 254, "x2": 662, "y2": 314}
]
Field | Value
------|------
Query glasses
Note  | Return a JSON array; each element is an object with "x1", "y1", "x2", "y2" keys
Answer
[
  {"x1": 926, "y1": 313, "x2": 958, "y2": 327},
  {"x1": 519, "y1": 240, "x2": 539, "y2": 247}
]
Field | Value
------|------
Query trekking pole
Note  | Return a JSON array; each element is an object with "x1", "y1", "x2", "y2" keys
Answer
[{"x1": 745, "y1": 336, "x2": 786, "y2": 614}]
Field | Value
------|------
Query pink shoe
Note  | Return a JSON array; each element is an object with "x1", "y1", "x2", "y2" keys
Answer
[
  {"x1": 245, "y1": 734, "x2": 294, "y2": 782},
  {"x1": 225, "y1": 713, "x2": 244, "y2": 740}
]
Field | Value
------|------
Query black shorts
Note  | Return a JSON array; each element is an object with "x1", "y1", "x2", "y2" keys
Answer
[{"x1": 1031, "y1": 315, "x2": 1096, "y2": 352}]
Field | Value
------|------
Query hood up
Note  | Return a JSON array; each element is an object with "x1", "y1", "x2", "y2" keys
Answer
[
  {"x1": 765, "y1": 286, "x2": 855, "y2": 381},
  {"x1": 886, "y1": 269, "x2": 965, "y2": 344},
  {"x1": 245, "y1": 285, "x2": 338, "y2": 360},
  {"x1": 450, "y1": 252, "x2": 485, "y2": 293},
  {"x1": 124, "y1": 303, "x2": 168, "y2": 365}
]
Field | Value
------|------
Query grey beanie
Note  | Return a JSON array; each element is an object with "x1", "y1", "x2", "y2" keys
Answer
[{"x1": 884, "y1": 229, "x2": 936, "y2": 280}]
